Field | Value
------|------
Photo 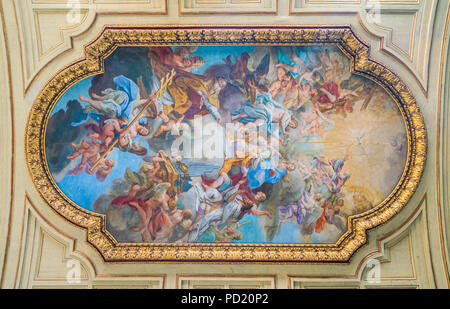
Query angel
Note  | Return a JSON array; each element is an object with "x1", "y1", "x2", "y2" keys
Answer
[
  {"x1": 112, "y1": 156, "x2": 169, "y2": 210},
  {"x1": 269, "y1": 68, "x2": 300, "y2": 109},
  {"x1": 85, "y1": 117, "x2": 128, "y2": 147},
  {"x1": 77, "y1": 75, "x2": 151, "y2": 124},
  {"x1": 278, "y1": 200, "x2": 307, "y2": 225},
  {"x1": 315, "y1": 197, "x2": 347, "y2": 233},
  {"x1": 316, "y1": 48, "x2": 344, "y2": 72},
  {"x1": 153, "y1": 111, "x2": 190, "y2": 138},
  {"x1": 203, "y1": 75, "x2": 247, "y2": 121},
  {"x1": 288, "y1": 64, "x2": 321, "y2": 110},
  {"x1": 211, "y1": 223, "x2": 245, "y2": 243},
  {"x1": 317, "y1": 159, "x2": 351, "y2": 198},
  {"x1": 296, "y1": 159, "x2": 318, "y2": 182},
  {"x1": 222, "y1": 52, "x2": 250, "y2": 82},
  {"x1": 202, "y1": 53, "x2": 270, "y2": 111},
  {"x1": 317, "y1": 71, "x2": 359, "y2": 112},
  {"x1": 270, "y1": 101, "x2": 298, "y2": 140},
  {"x1": 329, "y1": 172, "x2": 351, "y2": 195},
  {"x1": 189, "y1": 186, "x2": 268, "y2": 241},
  {"x1": 224, "y1": 187, "x2": 271, "y2": 221},
  {"x1": 167, "y1": 209, "x2": 194, "y2": 242},
  {"x1": 276, "y1": 47, "x2": 305, "y2": 79},
  {"x1": 230, "y1": 84, "x2": 297, "y2": 145},
  {"x1": 299, "y1": 106, "x2": 331, "y2": 136},
  {"x1": 152, "y1": 46, "x2": 205, "y2": 72},
  {"x1": 290, "y1": 84, "x2": 317, "y2": 111},
  {"x1": 245, "y1": 53, "x2": 271, "y2": 87},
  {"x1": 299, "y1": 189, "x2": 324, "y2": 228},
  {"x1": 111, "y1": 121, "x2": 148, "y2": 156},
  {"x1": 129, "y1": 183, "x2": 173, "y2": 242},
  {"x1": 269, "y1": 66, "x2": 291, "y2": 98},
  {"x1": 66, "y1": 139, "x2": 114, "y2": 181}
]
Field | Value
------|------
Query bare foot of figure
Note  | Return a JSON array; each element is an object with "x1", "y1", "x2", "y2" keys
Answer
[
  {"x1": 132, "y1": 226, "x2": 144, "y2": 232},
  {"x1": 78, "y1": 94, "x2": 90, "y2": 102},
  {"x1": 141, "y1": 231, "x2": 148, "y2": 242}
]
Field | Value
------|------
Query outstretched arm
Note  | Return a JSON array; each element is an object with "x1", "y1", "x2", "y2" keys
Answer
[
  {"x1": 250, "y1": 204, "x2": 272, "y2": 219},
  {"x1": 319, "y1": 88, "x2": 337, "y2": 102},
  {"x1": 291, "y1": 47, "x2": 307, "y2": 73}
]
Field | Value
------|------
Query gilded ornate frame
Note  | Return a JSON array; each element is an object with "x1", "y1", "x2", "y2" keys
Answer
[{"x1": 26, "y1": 25, "x2": 427, "y2": 263}]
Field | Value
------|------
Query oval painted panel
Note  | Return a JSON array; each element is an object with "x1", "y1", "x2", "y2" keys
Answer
[{"x1": 44, "y1": 45, "x2": 407, "y2": 245}]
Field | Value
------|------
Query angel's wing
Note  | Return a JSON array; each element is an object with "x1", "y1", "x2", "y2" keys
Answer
[
  {"x1": 255, "y1": 53, "x2": 270, "y2": 76},
  {"x1": 203, "y1": 64, "x2": 232, "y2": 82}
]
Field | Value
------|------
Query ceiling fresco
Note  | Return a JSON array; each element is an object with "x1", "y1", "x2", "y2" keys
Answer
[{"x1": 26, "y1": 26, "x2": 426, "y2": 262}]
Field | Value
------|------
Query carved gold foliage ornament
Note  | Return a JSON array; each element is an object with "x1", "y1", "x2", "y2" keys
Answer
[{"x1": 25, "y1": 26, "x2": 427, "y2": 263}]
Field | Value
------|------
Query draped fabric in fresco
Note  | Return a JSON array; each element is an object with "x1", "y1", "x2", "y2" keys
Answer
[{"x1": 45, "y1": 45, "x2": 407, "y2": 244}]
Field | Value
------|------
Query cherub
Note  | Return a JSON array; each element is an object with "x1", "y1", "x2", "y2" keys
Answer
[
  {"x1": 112, "y1": 156, "x2": 169, "y2": 211},
  {"x1": 128, "y1": 183, "x2": 173, "y2": 242},
  {"x1": 116, "y1": 120, "x2": 150, "y2": 156},
  {"x1": 66, "y1": 139, "x2": 115, "y2": 181},
  {"x1": 276, "y1": 47, "x2": 305, "y2": 79},
  {"x1": 86, "y1": 117, "x2": 128, "y2": 147},
  {"x1": 271, "y1": 107, "x2": 298, "y2": 139},
  {"x1": 269, "y1": 67, "x2": 293, "y2": 100},
  {"x1": 153, "y1": 111, "x2": 190, "y2": 138},
  {"x1": 212, "y1": 223, "x2": 244, "y2": 243},
  {"x1": 316, "y1": 48, "x2": 342, "y2": 72},
  {"x1": 317, "y1": 71, "x2": 359, "y2": 112},
  {"x1": 289, "y1": 65, "x2": 321, "y2": 110},
  {"x1": 152, "y1": 46, "x2": 205, "y2": 72},
  {"x1": 167, "y1": 207, "x2": 195, "y2": 242},
  {"x1": 299, "y1": 106, "x2": 331, "y2": 136}
]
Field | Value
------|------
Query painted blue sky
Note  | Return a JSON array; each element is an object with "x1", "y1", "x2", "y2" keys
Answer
[
  {"x1": 47, "y1": 46, "x2": 258, "y2": 211},
  {"x1": 45, "y1": 45, "x2": 325, "y2": 244}
]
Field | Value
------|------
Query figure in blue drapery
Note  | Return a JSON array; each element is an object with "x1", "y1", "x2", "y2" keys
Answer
[
  {"x1": 244, "y1": 150, "x2": 284, "y2": 190},
  {"x1": 230, "y1": 91, "x2": 292, "y2": 138},
  {"x1": 276, "y1": 49, "x2": 302, "y2": 79},
  {"x1": 231, "y1": 93, "x2": 273, "y2": 132},
  {"x1": 247, "y1": 158, "x2": 287, "y2": 190},
  {"x1": 74, "y1": 75, "x2": 140, "y2": 126}
]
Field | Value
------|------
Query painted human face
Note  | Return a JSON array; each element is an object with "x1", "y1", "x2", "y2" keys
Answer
[
  {"x1": 287, "y1": 163, "x2": 296, "y2": 171},
  {"x1": 218, "y1": 78, "x2": 227, "y2": 88},
  {"x1": 119, "y1": 135, "x2": 130, "y2": 147},
  {"x1": 277, "y1": 67, "x2": 286, "y2": 80},
  {"x1": 255, "y1": 192, "x2": 266, "y2": 202},
  {"x1": 182, "y1": 57, "x2": 192, "y2": 67},
  {"x1": 138, "y1": 127, "x2": 149, "y2": 136},
  {"x1": 288, "y1": 120, "x2": 297, "y2": 129}
]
